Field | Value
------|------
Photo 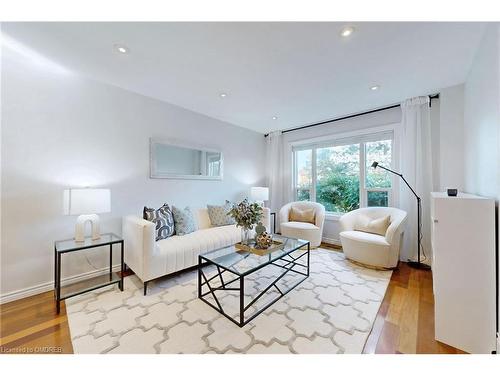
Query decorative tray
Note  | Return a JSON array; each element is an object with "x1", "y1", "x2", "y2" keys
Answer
[{"x1": 235, "y1": 240, "x2": 284, "y2": 256}]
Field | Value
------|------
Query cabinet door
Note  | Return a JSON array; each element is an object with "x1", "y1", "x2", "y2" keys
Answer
[{"x1": 432, "y1": 196, "x2": 496, "y2": 353}]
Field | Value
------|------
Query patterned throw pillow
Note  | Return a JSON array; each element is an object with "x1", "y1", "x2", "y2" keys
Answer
[
  {"x1": 207, "y1": 201, "x2": 235, "y2": 226},
  {"x1": 172, "y1": 206, "x2": 198, "y2": 235},
  {"x1": 143, "y1": 204, "x2": 175, "y2": 241}
]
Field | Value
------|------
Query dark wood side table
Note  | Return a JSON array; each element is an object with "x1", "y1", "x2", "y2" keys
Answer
[{"x1": 54, "y1": 233, "x2": 124, "y2": 314}]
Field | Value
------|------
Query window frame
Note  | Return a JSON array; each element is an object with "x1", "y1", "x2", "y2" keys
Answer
[{"x1": 291, "y1": 127, "x2": 397, "y2": 216}]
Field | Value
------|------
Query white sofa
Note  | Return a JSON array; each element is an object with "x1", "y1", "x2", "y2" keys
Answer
[
  {"x1": 279, "y1": 201, "x2": 326, "y2": 247},
  {"x1": 339, "y1": 207, "x2": 407, "y2": 269},
  {"x1": 123, "y1": 207, "x2": 270, "y2": 294}
]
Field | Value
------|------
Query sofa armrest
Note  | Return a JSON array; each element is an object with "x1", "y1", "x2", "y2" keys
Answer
[
  {"x1": 122, "y1": 215, "x2": 155, "y2": 282},
  {"x1": 279, "y1": 203, "x2": 292, "y2": 225},
  {"x1": 385, "y1": 215, "x2": 407, "y2": 245},
  {"x1": 339, "y1": 211, "x2": 357, "y2": 232},
  {"x1": 314, "y1": 205, "x2": 326, "y2": 231}
]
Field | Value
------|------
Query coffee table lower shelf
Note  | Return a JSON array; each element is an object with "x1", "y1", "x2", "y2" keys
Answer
[{"x1": 198, "y1": 241, "x2": 310, "y2": 327}]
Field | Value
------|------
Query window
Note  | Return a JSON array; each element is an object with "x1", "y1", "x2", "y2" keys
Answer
[
  {"x1": 295, "y1": 149, "x2": 312, "y2": 201},
  {"x1": 316, "y1": 144, "x2": 360, "y2": 213},
  {"x1": 365, "y1": 139, "x2": 392, "y2": 207},
  {"x1": 293, "y1": 132, "x2": 394, "y2": 214}
]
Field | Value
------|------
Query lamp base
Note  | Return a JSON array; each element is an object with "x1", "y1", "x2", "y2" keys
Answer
[
  {"x1": 407, "y1": 260, "x2": 431, "y2": 270},
  {"x1": 75, "y1": 214, "x2": 101, "y2": 242}
]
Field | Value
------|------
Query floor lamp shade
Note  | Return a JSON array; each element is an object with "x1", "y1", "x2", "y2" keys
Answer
[{"x1": 63, "y1": 188, "x2": 111, "y2": 242}]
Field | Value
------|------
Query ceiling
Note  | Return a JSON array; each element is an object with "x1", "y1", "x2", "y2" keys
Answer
[{"x1": 2, "y1": 22, "x2": 486, "y2": 133}]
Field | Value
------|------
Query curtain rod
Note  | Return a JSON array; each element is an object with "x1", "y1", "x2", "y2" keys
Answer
[{"x1": 264, "y1": 93, "x2": 440, "y2": 137}]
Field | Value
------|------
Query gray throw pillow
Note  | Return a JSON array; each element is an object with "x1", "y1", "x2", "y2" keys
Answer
[
  {"x1": 207, "y1": 201, "x2": 235, "y2": 226},
  {"x1": 172, "y1": 206, "x2": 198, "y2": 235},
  {"x1": 143, "y1": 203, "x2": 175, "y2": 241}
]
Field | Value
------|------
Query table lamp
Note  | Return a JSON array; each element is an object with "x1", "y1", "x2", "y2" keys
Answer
[
  {"x1": 63, "y1": 188, "x2": 111, "y2": 242},
  {"x1": 250, "y1": 187, "x2": 269, "y2": 207}
]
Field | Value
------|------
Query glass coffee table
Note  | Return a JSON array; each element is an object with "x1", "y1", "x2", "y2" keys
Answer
[{"x1": 198, "y1": 235, "x2": 310, "y2": 327}]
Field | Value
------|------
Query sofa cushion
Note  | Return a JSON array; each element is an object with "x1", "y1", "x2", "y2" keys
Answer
[
  {"x1": 354, "y1": 214, "x2": 390, "y2": 236},
  {"x1": 143, "y1": 203, "x2": 175, "y2": 241},
  {"x1": 207, "y1": 201, "x2": 235, "y2": 226},
  {"x1": 194, "y1": 208, "x2": 212, "y2": 230},
  {"x1": 156, "y1": 224, "x2": 241, "y2": 274},
  {"x1": 281, "y1": 221, "x2": 320, "y2": 242},
  {"x1": 172, "y1": 206, "x2": 198, "y2": 235},
  {"x1": 340, "y1": 230, "x2": 390, "y2": 246},
  {"x1": 289, "y1": 206, "x2": 315, "y2": 224},
  {"x1": 281, "y1": 221, "x2": 318, "y2": 231}
]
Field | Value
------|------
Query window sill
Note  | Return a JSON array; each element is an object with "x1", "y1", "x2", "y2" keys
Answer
[{"x1": 325, "y1": 213, "x2": 342, "y2": 222}]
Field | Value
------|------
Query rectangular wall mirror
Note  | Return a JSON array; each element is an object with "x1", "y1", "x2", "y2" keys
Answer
[{"x1": 150, "y1": 138, "x2": 223, "y2": 180}]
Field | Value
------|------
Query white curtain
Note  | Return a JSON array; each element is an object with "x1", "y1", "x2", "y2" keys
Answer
[
  {"x1": 399, "y1": 96, "x2": 433, "y2": 263},
  {"x1": 266, "y1": 131, "x2": 285, "y2": 229}
]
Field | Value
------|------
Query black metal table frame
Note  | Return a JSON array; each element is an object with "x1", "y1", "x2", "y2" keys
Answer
[
  {"x1": 198, "y1": 241, "x2": 310, "y2": 327},
  {"x1": 54, "y1": 235, "x2": 124, "y2": 314},
  {"x1": 270, "y1": 212, "x2": 276, "y2": 234}
]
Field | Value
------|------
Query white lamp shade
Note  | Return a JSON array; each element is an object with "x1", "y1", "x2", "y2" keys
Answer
[
  {"x1": 250, "y1": 187, "x2": 269, "y2": 202},
  {"x1": 63, "y1": 188, "x2": 111, "y2": 215}
]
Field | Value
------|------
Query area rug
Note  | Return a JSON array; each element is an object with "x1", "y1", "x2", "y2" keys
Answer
[{"x1": 66, "y1": 248, "x2": 392, "y2": 354}]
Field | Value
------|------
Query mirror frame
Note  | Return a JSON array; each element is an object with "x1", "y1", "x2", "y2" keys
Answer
[{"x1": 149, "y1": 137, "x2": 224, "y2": 180}]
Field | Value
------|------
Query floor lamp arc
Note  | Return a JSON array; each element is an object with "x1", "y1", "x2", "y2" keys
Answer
[{"x1": 371, "y1": 161, "x2": 431, "y2": 270}]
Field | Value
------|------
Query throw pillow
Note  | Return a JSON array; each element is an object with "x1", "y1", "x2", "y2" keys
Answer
[
  {"x1": 207, "y1": 201, "x2": 235, "y2": 226},
  {"x1": 355, "y1": 214, "x2": 391, "y2": 236},
  {"x1": 172, "y1": 206, "x2": 198, "y2": 235},
  {"x1": 143, "y1": 203, "x2": 175, "y2": 241},
  {"x1": 289, "y1": 206, "x2": 316, "y2": 224}
]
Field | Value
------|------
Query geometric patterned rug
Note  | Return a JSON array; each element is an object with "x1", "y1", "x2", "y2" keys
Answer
[{"x1": 66, "y1": 249, "x2": 392, "y2": 354}]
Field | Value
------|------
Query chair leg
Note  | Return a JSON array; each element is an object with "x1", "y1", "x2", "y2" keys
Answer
[{"x1": 143, "y1": 281, "x2": 148, "y2": 296}]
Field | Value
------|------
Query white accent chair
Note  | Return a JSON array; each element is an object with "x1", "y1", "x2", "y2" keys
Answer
[
  {"x1": 339, "y1": 207, "x2": 407, "y2": 269},
  {"x1": 279, "y1": 202, "x2": 326, "y2": 247}
]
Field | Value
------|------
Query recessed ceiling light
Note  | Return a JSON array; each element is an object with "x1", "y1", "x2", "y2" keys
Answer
[
  {"x1": 219, "y1": 93, "x2": 228, "y2": 98},
  {"x1": 370, "y1": 85, "x2": 380, "y2": 91},
  {"x1": 272, "y1": 116, "x2": 278, "y2": 120},
  {"x1": 114, "y1": 44, "x2": 129, "y2": 54},
  {"x1": 340, "y1": 26, "x2": 355, "y2": 37}
]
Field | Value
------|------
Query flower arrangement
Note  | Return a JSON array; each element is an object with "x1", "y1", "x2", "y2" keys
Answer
[
  {"x1": 228, "y1": 198, "x2": 263, "y2": 229},
  {"x1": 228, "y1": 198, "x2": 263, "y2": 245}
]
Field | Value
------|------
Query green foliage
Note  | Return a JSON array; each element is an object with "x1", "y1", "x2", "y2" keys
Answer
[
  {"x1": 296, "y1": 139, "x2": 392, "y2": 213},
  {"x1": 316, "y1": 174, "x2": 360, "y2": 213},
  {"x1": 297, "y1": 189, "x2": 310, "y2": 201},
  {"x1": 367, "y1": 191, "x2": 389, "y2": 207},
  {"x1": 227, "y1": 198, "x2": 263, "y2": 230}
]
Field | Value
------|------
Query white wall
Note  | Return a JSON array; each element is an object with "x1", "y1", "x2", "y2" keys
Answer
[
  {"x1": 438, "y1": 84, "x2": 465, "y2": 191},
  {"x1": 461, "y1": 24, "x2": 500, "y2": 342},
  {"x1": 463, "y1": 25, "x2": 500, "y2": 199},
  {"x1": 1, "y1": 44, "x2": 266, "y2": 300},
  {"x1": 429, "y1": 97, "x2": 441, "y2": 191}
]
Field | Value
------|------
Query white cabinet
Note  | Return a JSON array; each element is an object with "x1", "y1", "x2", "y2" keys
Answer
[{"x1": 431, "y1": 192, "x2": 496, "y2": 354}]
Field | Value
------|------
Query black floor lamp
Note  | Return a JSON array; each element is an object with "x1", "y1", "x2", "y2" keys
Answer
[{"x1": 371, "y1": 162, "x2": 431, "y2": 270}]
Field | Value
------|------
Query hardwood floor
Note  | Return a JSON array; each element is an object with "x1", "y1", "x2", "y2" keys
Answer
[
  {"x1": 0, "y1": 291, "x2": 73, "y2": 354},
  {"x1": 0, "y1": 255, "x2": 464, "y2": 354},
  {"x1": 363, "y1": 262, "x2": 465, "y2": 354}
]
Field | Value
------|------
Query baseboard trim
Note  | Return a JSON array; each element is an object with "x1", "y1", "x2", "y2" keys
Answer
[
  {"x1": 0, "y1": 264, "x2": 122, "y2": 304},
  {"x1": 322, "y1": 237, "x2": 341, "y2": 246}
]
